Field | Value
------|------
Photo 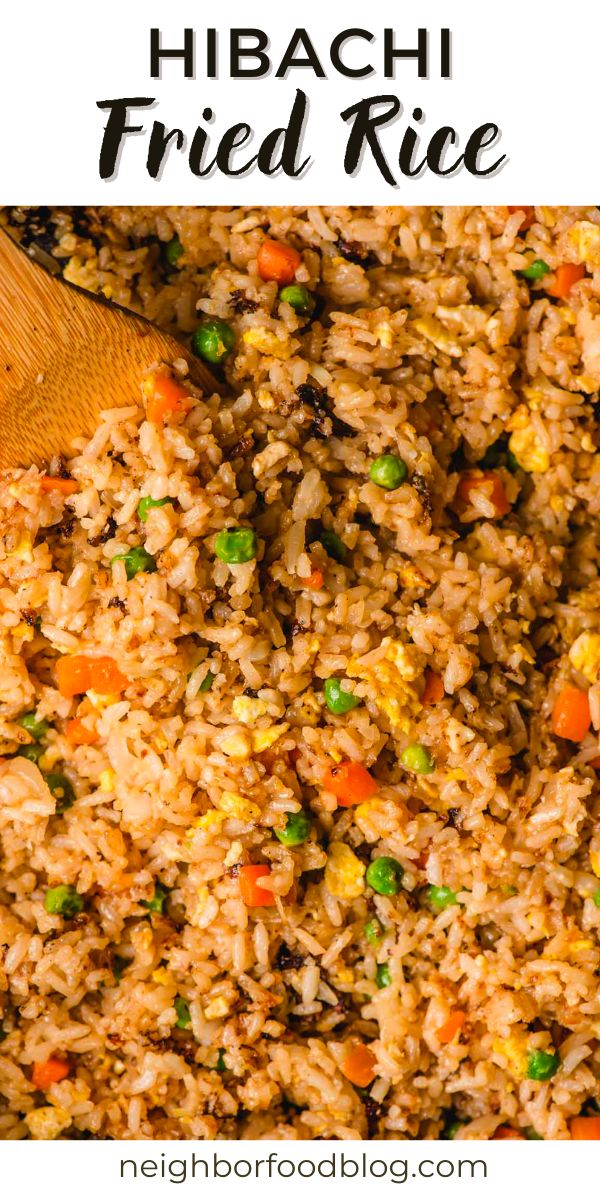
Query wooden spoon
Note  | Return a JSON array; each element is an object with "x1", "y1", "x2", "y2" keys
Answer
[{"x1": 0, "y1": 229, "x2": 221, "y2": 469}]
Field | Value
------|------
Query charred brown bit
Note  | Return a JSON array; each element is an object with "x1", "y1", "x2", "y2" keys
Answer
[
  {"x1": 224, "y1": 432, "x2": 254, "y2": 462},
  {"x1": 88, "y1": 516, "x2": 117, "y2": 547},
  {"x1": 412, "y1": 472, "x2": 433, "y2": 515},
  {"x1": 335, "y1": 237, "x2": 377, "y2": 268},
  {"x1": 275, "y1": 942, "x2": 304, "y2": 971},
  {"x1": 230, "y1": 289, "x2": 259, "y2": 314}
]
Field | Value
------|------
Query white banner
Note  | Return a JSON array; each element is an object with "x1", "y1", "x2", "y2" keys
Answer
[
  {"x1": 1, "y1": 0, "x2": 599, "y2": 202},
  {"x1": 0, "y1": 1138, "x2": 588, "y2": 1198}
]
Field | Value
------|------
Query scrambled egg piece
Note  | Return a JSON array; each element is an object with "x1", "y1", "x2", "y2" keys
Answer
[
  {"x1": 257, "y1": 388, "x2": 276, "y2": 411},
  {"x1": 13, "y1": 621, "x2": 34, "y2": 643},
  {"x1": 590, "y1": 851, "x2": 600, "y2": 878},
  {"x1": 232, "y1": 696, "x2": 269, "y2": 725},
  {"x1": 25, "y1": 1106, "x2": 72, "y2": 1140},
  {"x1": 414, "y1": 306, "x2": 487, "y2": 358},
  {"x1": 204, "y1": 995, "x2": 230, "y2": 1020},
  {"x1": 152, "y1": 967, "x2": 175, "y2": 986},
  {"x1": 508, "y1": 426, "x2": 550, "y2": 474},
  {"x1": 325, "y1": 842, "x2": 365, "y2": 900},
  {"x1": 252, "y1": 723, "x2": 289, "y2": 753},
  {"x1": 413, "y1": 316, "x2": 462, "y2": 358},
  {"x1": 219, "y1": 731, "x2": 252, "y2": 760},
  {"x1": 243, "y1": 328, "x2": 293, "y2": 360},
  {"x1": 99, "y1": 769, "x2": 116, "y2": 793},
  {"x1": 215, "y1": 791, "x2": 261, "y2": 822},
  {"x1": 569, "y1": 631, "x2": 600, "y2": 682},
  {"x1": 492, "y1": 1034, "x2": 528, "y2": 1079},
  {"x1": 190, "y1": 885, "x2": 211, "y2": 925},
  {"x1": 7, "y1": 531, "x2": 33, "y2": 562},
  {"x1": 507, "y1": 404, "x2": 550, "y2": 473},
  {"x1": 348, "y1": 638, "x2": 422, "y2": 731},
  {"x1": 399, "y1": 563, "x2": 430, "y2": 590},
  {"x1": 192, "y1": 810, "x2": 226, "y2": 833},
  {"x1": 569, "y1": 221, "x2": 600, "y2": 267}
]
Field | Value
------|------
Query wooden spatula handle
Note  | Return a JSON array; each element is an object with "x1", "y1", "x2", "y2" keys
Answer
[{"x1": 0, "y1": 230, "x2": 220, "y2": 468}]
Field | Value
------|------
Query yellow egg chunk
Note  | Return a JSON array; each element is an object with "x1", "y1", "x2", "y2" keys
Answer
[{"x1": 324, "y1": 842, "x2": 365, "y2": 900}]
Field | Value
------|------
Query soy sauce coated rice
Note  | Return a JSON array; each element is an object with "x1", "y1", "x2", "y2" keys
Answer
[{"x1": 0, "y1": 205, "x2": 600, "y2": 1140}]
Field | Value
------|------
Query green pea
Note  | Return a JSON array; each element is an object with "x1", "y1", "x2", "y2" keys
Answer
[
  {"x1": 141, "y1": 883, "x2": 169, "y2": 915},
  {"x1": 279, "y1": 284, "x2": 315, "y2": 315},
  {"x1": 197, "y1": 669, "x2": 215, "y2": 694},
  {"x1": 18, "y1": 712, "x2": 49, "y2": 741},
  {"x1": 274, "y1": 810, "x2": 310, "y2": 846},
  {"x1": 111, "y1": 546, "x2": 157, "y2": 580},
  {"x1": 0, "y1": 1027, "x2": 7, "y2": 1043},
  {"x1": 216, "y1": 1048, "x2": 227, "y2": 1072},
  {"x1": 592, "y1": 888, "x2": 600, "y2": 908},
  {"x1": 164, "y1": 235, "x2": 184, "y2": 268},
  {"x1": 518, "y1": 259, "x2": 550, "y2": 281},
  {"x1": 324, "y1": 678, "x2": 362, "y2": 715},
  {"x1": 375, "y1": 963, "x2": 391, "y2": 989},
  {"x1": 400, "y1": 743, "x2": 435, "y2": 775},
  {"x1": 369, "y1": 454, "x2": 408, "y2": 490},
  {"x1": 527, "y1": 1049, "x2": 560, "y2": 1081},
  {"x1": 137, "y1": 496, "x2": 174, "y2": 522},
  {"x1": 525, "y1": 1128, "x2": 544, "y2": 1140},
  {"x1": 44, "y1": 885, "x2": 84, "y2": 918},
  {"x1": 506, "y1": 448, "x2": 520, "y2": 473},
  {"x1": 17, "y1": 743, "x2": 44, "y2": 764},
  {"x1": 364, "y1": 917, "x2": 385, "y2": 945},
  {"x1": 214, "y1": 527, "x2": 257, "y2": 564},
  {"x1": 174, "y1": 997, "x2": 191, "y2": 1029},
  {"x1": 192, "y1": 319, "x2": 235, "y2": 365},
  {"x1": 44, "y1": 772, "x2": 75, "y2": 814},
  {"x1": 366, "y1": 856, "x2": 404, "y2": 896},
  {"x1": 426, "y1": 885, "x2": 458, "y2": 912},
  {"x1": 442, "y1": 1117, "x2": 465, "y2": 1140},
  {"x1": 319, "y1": 529, "x2": 347, "y2": 563}
]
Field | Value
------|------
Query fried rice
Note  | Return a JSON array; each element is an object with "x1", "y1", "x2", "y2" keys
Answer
[{"x1": 0, "y1": 204, "x2": 600, "y2": 1141}]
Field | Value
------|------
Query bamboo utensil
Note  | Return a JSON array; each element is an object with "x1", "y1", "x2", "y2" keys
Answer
[{"x1": 0, "y1": 229, "x2": 220, "y2": 468}]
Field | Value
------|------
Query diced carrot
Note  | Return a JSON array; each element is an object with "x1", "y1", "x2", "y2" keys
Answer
[
  {"x1": 56, "y1": 655, "x2": 93, "y2": 697},
  {"x1": 32, "y1": 1057, "x2": 69, "y2": 1090},
  {"x1": 66, "y1": 717, "x2": 99, "y2": 746},
  {"x1": 56, "y1": 654, "x2": 128, "y2": 698},
  {"x1": 238, "y1": 864, "x2": 275, "y2": 907},
  {"x1": 457, "y1": 471, "x2": 510, "y2": 518},
  {"x1": 494, "y1": 1125, "x2": 524, "y2": 1139},
  {"x1": 341, "y1": 1044, "x2": 378, "y2": 1088},
  {"x1": 570, "y1": 1116, "x2": 600, "y2": 1139},
  {"x1": 256, "y1": 239, "x2": 301, "y2": 285},
  {"x1": 422, "y1": 669, "x2": 445, "y2": 706},
  {"x1": 551, "y1": 685, "x2": 591, "y2": 742},
  {"x1": 508, "y1": 205, "x2": 535, "y2": 231},
  {"x1": 146, "y1": 373, "x2": 191, "y2": 423},
  {"x1": 40, "y1": 477, "x2": 78, "y2": 495},
  {"x1": 436, "y1": 1010, "x2": 466, "y2": 1044},
  {"x1": 89, "y1": 657, "x2": 128, "y2": 695},
  {"x1": 546, "y1": 262, "x2": 586, "y2": 300},
  {"x1": 322, "y1": 760, "x2": 378, "y2": 807},
  {"x1": 304, "y1": 568, "x2": 324, "y2": 591}
]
